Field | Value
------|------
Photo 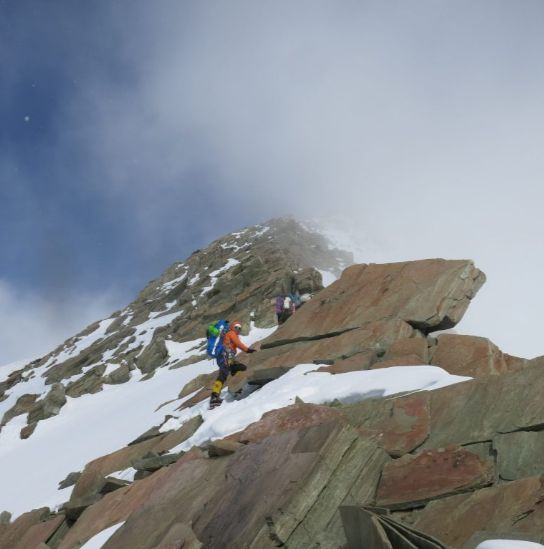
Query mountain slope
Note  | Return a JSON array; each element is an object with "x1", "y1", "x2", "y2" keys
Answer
[
  {"x1": 0, "y1": 218, "x2": 351, "y2": 440},
  {"x1": 1, "y1": 219, "x2": 543, "y2": 549}
]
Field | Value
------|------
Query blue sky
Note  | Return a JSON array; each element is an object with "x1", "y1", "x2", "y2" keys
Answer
[{"x1": 2, "y1": 1, "x2": 544, "y2": 363}]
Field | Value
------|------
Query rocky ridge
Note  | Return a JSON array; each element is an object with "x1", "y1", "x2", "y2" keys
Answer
[
  {"x1": 0, "y1": 218, "x2": 351, "y2": 438},
  {"x1": 1, "y1": 219, "x2": 544, "y2": 549}
]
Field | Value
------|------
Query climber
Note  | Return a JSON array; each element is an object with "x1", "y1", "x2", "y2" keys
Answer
[
  {"x1": 209, "y1": 320, "x2": 256, "y2": 408},
  {"x1": 275, "y1": 295, "x2": 285, "y2": 324},
  {"x1": 277, "y1": 294, "x2": 296, "y2": 325},
  {"x1": 289, "y1": 291, "x2": 302, "y2": 310}
]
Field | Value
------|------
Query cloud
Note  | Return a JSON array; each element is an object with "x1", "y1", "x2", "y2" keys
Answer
[
  {"x1": 47, "y1": 1, "x2": 540, "y2": 269},
  {"x1": 52, "y1": 1, "x2": 544, "y2": 358},
  {"x1": 4, "y1": 1, "x2": 544, "y2": 360},
  {"x1": 0, "y1": 280, "x2": 121, "y2": 366}
]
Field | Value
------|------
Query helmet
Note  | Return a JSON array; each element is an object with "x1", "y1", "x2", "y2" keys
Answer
[{"x1": 232, "y1": 320, "x2": 242, "y2": 331}]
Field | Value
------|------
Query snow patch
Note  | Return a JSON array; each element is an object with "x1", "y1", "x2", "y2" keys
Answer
[
  {"x1": 187, "y1": 273, "x2": 200, "y2": 286},
  {"x1": 253, "y1": 226, "x2": 270, "y2": 237},
  {"x1": 103, "y1": 363, "x2": 123, "y2": 377},
  {"x1": 110, "y1": 467, "x2": 137, "y2": 482},
  {"x1": 476, "y1": 542, "x2": 544, "y2": 549},
  {"x1": 80, "y1": 522, "x2": 125, "y2": 549},
  {"x1": 125, "y1": 311, "x2": 183, "y2": 357},
  {"x1": 165, "y1": 338, "x2": 205, "y2": 363},
  {"x1": 220, "y1": 241, "x2": 250, "y2": 252},
  {"x1": 0, "y1": 363, "x2": 50, "y2": 426},
  {"x1": 200, "y1": 258, "x2": 240, "y2": 296},
  {"x1": 0, "y1": 359, "x2": 29, "y2": 384},
  {"x1": 160, "y1": 271, "x2": 187, "y2": 292},
  {"x1": 318, "y1": 269, "x2": 337, "y2": 287},
  {"x1": 169, "y1": 364, "x2": 471, "y2": 454},
  {"x1": 43, "y1": 318, "x2": 115, "y2": 368}
]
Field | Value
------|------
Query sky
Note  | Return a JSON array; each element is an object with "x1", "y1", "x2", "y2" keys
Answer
[{"x1": 1, "y1": 0, "x2": 544, "y2": 363}]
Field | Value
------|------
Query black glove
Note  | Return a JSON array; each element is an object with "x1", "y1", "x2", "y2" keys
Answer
[{"x1": 247, "y1": 348, "x2": 257, "y2": 353}]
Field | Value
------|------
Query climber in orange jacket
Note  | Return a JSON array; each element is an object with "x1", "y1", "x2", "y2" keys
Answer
[{"x1": 210, "y1": 320, "x2": 256, "y2": 408}]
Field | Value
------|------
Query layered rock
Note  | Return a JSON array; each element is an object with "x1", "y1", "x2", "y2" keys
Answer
[
  {"x1": 3, "y1": 220, "x2": 544, "y2": 548},
  {"x1": 58, "y1": 422, "x2": 388, "y2": 549},
  {"x1": 376, "y1": 446, "x2": 495, "y2": 508},
  {"x1": 262, "y1": 258, "x2": 485, "y2": 346},
  {"x1": 411, "y1": 476, "x2": 544, "y2": 547},
  {"x1": 429, "y1": 333, "x2": 526, "y2": 377}
]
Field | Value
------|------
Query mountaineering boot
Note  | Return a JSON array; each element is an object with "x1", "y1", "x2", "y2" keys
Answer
[{"x1": 209, "y1": 392, "x2": 223, "y2": 409}]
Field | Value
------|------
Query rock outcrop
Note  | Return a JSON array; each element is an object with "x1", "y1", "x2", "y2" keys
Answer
[{"x1": 1, "y1": 219, "x2": 543, "y2": 549}]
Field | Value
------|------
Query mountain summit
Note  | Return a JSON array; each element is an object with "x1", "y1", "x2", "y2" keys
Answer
[{"x1": 1, "y1": 218, "x2": 543, "y2": 548}]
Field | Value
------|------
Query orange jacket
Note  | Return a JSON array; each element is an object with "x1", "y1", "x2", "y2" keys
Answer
[{"x1": 223, "y1": 328, "x2": 250, "y2": 354}]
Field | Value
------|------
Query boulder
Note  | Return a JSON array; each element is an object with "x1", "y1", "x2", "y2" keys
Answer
[
  {"x1": 65, "y1": 365, "x2": 106, "y2": 398},
  {"x1": 58, "y1": 471, "x2": 82, "y2": 490},
  {"x1": 58, "y1": 450, "x2": 216, "y2": 549},
  {"x1": 411, "y1": 476, "x2": 544, "y2": 548},
  {"x1": 176, "y1": 388, "x2": 209, "y2": 411},
  {"x1": 207, "y1": 440, "x2": 244, "y2": 457},
  {"x1": 263, "y1": 259, "x2": 485, "y2": 346},
  {"x1": 370, "y1": 354, "x2": 426, "y2": 369},
  {"x1": 376, "y1": 446, "x2": 495, "y2": 508},
  {"x1": 1, "y1": 393, "x2": 39, "y2": 426},
  {"x1": 19, "y1": 422, "x2": 37, "y2": 439},
  {"x1": 138, "y1": 338, "x2": 169, "y2": 374},
  {"x1": 64, "y1": 493, "x2": 103, "y2": 521},
  {"x1": 0, "y1": 507, "x2": 51, "y2": 549},
  {"x1": 430, "y1": 333, "x2": 523, "y2": 377},
  {"x1": 3, "y1": 514, "x2": 65, "y2": 549},
  {"x1": 27, "y1": 383, "x2": 67, "y2": 424},
  {"x1": 103, "y1": 363, "x2": 131, "y2": 384},
  {"x1": 178, "y1": 373, "x2": 215, "y2": 399},
  {"x1": 384, "y1": 336, "x2": 429, "y2": 363},
  {"x1": 132, "y1": 452, "x2": 180, "y2": 472},
  {"x1": 422, "y1": 362, "x2": 544, "y2": 450},
  {"x1": 153, "y1": 415, "x2": 204, "y2": 453},
  {"x1": 494, "y1": 431, "x2": 544, "y2": 480}
]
